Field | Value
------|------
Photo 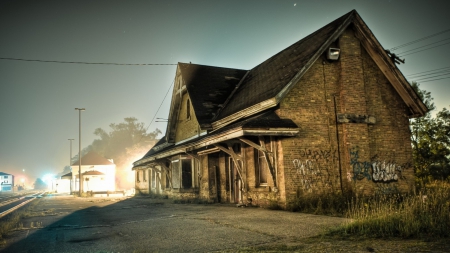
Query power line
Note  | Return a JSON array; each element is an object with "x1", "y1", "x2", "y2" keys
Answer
[
  {"x1": 414, "y1": 76, "x2": 450, "y2": 83},
  {"x1": 412, "y1": 72, "x2": 450, "y2": 82},
  {"x1": 406, "y1": 66, "x2": 450, "y2": 77},
  {"x1": 390, "y1": 28, "x2": 450, "y2": 51},
  {"x1": 399, "y1": 41, "x2": 450, "y2": 57},
  {"x1": 406, "y1": 69, "x2": 450, "y2": 79},
  {"x1": 0, "y1": 57, "x2": 177, "y2": 66},
  {"x1": 138, "y1": 77, "x2": 175, "y2": 144},
  {"x1": 397, "y1": 37, "x2": 450, "y2": 56}
]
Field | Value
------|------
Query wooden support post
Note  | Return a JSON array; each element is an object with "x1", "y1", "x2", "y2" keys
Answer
[
  {"x1": 213, "y1": 144, "x2": 246, "y2": 191},
  {"x1": 155, "y1": 161, "x2": 172, "y2": 189},
  {"x1": 258, "y1": 137, "x2": 278, "y2": 189}
]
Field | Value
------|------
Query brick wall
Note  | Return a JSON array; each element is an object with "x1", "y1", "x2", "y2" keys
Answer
[
  {"x1": 278, "y1": 27, "x2": 414, "y2": 206},
  {"x1": 175, "y1": 93, "x2": 202, "y2": 143}
]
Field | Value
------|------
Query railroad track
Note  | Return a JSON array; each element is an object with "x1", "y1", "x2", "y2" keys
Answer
[{"x1": 0, "y1": 192, "x2": 45, "y2": 218}]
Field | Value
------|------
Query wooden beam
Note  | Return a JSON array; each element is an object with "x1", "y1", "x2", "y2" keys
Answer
[
  {"x1": 185, "y1": 151, "x2": 201, "y2": 162},
  {"x1": 154, "y1": 161, "x2": 172, "y2": 189},
  {"x1": 258, "y1": 137, "x2": 277, "y2": 188},
  {"x1": 213, "y1": 144, "x2": 245, "y2": 190},
  {"x1": 238, "y1": 137, "x2": 272, "y2": 154}
]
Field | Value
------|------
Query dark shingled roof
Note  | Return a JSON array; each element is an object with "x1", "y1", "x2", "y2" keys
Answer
[
  {"x1": 71, "y1": 151, "x2": 114, "y2": 166},
  {"x1": 217, "y1": 10, "x2": 354, "y2": 120},
  {"x1": 61, "y1": 172, "x2": 72, "y2": 179},
  {"x1": 179, "y1": 63, "x2": 248, "y2": 125},
  {"x1": 0, "y1": 172, "x2": 12, "y2": 176}
]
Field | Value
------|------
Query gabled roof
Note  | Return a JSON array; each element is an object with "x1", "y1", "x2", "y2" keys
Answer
[
  {"x1": 61, "y1": 172, "x2": 72, "y2": 179},
  {"x1": 71, "y1": 151, "x2": 114, "y2": 166},
  {"x1": 179, "y1": 63, "x2": 248, "y2": 127},
  {"x1": 211, "y1": 9, "x2": 427, "y2": 129},
  {"x1": 0, "y1": 172, "x2": 12, "y2": 176},
  {"x1": 83, "y1": 170, "x2": 105, "y2": 176}
]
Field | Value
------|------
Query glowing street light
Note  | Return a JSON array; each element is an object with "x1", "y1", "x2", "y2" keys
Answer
[{"x1": 75, "y1": 108, "x2": 85, "y2": 196}]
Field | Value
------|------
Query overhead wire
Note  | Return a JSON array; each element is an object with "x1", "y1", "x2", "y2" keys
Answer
[
  {"x1": 390, "y1": 28, "x2": 450, "y2": 51},
  {"x1": 413, "y1": 76, "x2": 450, "y2": 83},
  {"x1": 399, "y1": 41, "x2": 450, "y2": 57},
  {"x1": 406, "y1": 66, "x2": 450, "y2": 76},
  {"x1": 407, "y1": 70, "x2": 450, "y2": 79},
  {"x1": 397, "y1": 37, "x2": 450, "y2": 56},
  {"x1": 0, "y1": 57, "x2": 177, "y2": 66},
  {"x1": 137, "y1": 76, "x2": 175, "y2": 144},
  {"x1": 412, "y1": 72, "x2": 450, "y2": 82}
]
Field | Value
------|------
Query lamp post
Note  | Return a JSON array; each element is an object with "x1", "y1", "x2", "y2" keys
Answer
[
  {"x1": 75, "y1": 108, "x2": 85, "y2": 196},
  {"x1": 68, "y1": 138, "x2": 74, "y2": 194}
]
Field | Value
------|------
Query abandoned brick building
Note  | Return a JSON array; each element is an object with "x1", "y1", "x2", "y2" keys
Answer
[{"x1": 132, "y1": 10, "x2": 427, "y2": 208}]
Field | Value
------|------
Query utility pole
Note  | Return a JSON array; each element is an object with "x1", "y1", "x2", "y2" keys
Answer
[
  {"x1": 75, "y1": 108, "x2": 85, "y2": 196},
  {"x1": 68, "y1": 138, "x2": 74, "y2": 194}
]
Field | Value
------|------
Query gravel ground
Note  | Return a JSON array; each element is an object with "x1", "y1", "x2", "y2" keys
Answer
[{"x1": 1, "y1": 194, "x2": 448, "y2": 252}]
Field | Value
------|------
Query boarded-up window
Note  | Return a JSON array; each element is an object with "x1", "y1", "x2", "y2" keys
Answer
[
  {"x1": 151, "y1": 169, "x2": 156, "y2": 188},
  {"x1": 256, "y1": 150, "x2": 268, "y2": 185},
  {"x1": 172, "y1": 160, "x2": 180, "y2": 188}
]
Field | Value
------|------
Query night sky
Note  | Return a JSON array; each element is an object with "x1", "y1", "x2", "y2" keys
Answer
[{"x1": 1, "y1": 0, "x2": 449, "y2": 183}]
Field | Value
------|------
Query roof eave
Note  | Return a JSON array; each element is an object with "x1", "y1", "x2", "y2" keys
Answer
[
  {"x1": 352, "y1": 14, "x2": 428, "y2": 117},
  {"x1": 132, "y1": 126, "x2": 299, "y2": 168}
]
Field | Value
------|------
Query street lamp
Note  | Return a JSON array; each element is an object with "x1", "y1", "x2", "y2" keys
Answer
[
  {"x1": 68, "y1": 138, "x2": 74, "y2": 194},
  {"x1": 75, "y1": 108, "x2": 85, "y2": 196}
]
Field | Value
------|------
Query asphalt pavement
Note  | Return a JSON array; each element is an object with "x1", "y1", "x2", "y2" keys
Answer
[{"x1": 1, "y1": 194, "x2": 346, "y2": 252}]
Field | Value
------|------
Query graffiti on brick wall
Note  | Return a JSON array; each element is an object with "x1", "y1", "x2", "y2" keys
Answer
[
  {"x1": 349, "y1": 147, "x2": 372, "y2": 181},
  {"x1": 349, "y1": 147, "x2": 411, "y2": 182},
  {"x1": 292, "y1": 148, "x2": 339, "y2": 192}
]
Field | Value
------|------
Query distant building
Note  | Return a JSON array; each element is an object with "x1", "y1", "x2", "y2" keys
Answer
[
  {"x1": 59, "y1": 151, "x2": 116, "y2": 193},
  {"x1": 0, "y1": 172, "x2": 14, "y2": 192}
]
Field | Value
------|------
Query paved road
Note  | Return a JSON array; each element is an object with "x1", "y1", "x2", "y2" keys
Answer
[{"x1": 1, "y1": 194, "x2": 346, "y2": 252}]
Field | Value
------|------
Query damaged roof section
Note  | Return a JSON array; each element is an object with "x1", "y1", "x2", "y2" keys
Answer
[{"x1": 178, "y1": 63, "x2": 248, "y2": 128}]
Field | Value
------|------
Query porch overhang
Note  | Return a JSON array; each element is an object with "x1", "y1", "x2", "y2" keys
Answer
[{"x1": 133, "y1": 125, "x2": 298, "y2": 168}]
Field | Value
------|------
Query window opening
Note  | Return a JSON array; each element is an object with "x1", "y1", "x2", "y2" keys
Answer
[{"x1": 186, "y1": 99, "x2": 191, "y2": 120}]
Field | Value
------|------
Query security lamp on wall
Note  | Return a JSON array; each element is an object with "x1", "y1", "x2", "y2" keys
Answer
[{"x1": 327, "y1": 48, "x2": 340, "y2": 60}]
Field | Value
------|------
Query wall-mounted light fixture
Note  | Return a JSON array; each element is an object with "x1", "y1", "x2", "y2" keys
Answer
[{"x1": 327, "y1": 48, "x2": 341, "y2": 60}]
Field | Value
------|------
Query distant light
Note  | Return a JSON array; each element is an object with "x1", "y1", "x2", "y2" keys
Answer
[
  {"x1": 294, "y1": 3, "x2": 296, "y2": 6},
  {"x1": 43, "y1": 174, "x2": 55, "y2": 185}
]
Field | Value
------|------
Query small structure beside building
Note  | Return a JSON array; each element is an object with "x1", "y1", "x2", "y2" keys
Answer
[
  {"x1": 132, "y1": 10, "x2": 427, "y2": 209},
  {"x1": 0, "y1": 172, "x2": 14, "y2": 192},
  {"x1": 61, "y1": 151, "x2": 116, "y2": 194}
]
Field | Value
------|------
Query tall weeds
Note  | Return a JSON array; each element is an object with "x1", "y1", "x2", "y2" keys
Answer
[
  {"x1": 336, "y1": 181, "x2": 450, "y2": 238},
  {"x1": 293, "y1": 181, "x2": 450, "y2": 238}
]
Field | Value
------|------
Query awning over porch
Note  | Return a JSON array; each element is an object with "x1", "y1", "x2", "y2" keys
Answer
[{"x1": 133, "y1": 110, "x2": 299, "y2": 168}]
